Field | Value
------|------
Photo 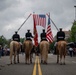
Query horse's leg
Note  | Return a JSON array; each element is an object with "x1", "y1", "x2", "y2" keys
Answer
[
  {"x1": 41, "y1": 53, "x2": 43, "y2": 63},
  {"x1": 10, "y1": 53, "x2": 13, "y2": 64},
  {"x1": 14, "y1": 51, "x2": 16, "y2": 64},
  {"x1": 17, "y1": 51, "x2": 19, "y2": 63},
  {"x1": 60, "y1": 54, "x2": 62, "y2": 65},
  {"x1": 28, "y1": 52, "x2": 31, "y2": 64},
  {"x1": 44, "y1": 51, "x2": 48, "y2": 64},
  {"x1": 57, "y1": 50, "x2": 59, "y2": 63},
  {"x1": 10, "y1": 50, "x2": 13, "y2": 64},
  {"x1": 63, "y1": 48, "x2": 66, "y2": 65},
  {"x1": 28, "y1": 54, "x2": 30, "y2": 64},
  {"x1": 30, "y1": 53, "x2": 32, "y2": 63},
  {"x1": 63, "y1": 55, "x2": 65, "y2": 65},
  {"x1": 25, "y1": 52, "x2": 27, "y2": 64},
  {"x1": 26, "y1": 53, "x2": 29, "y2": 64}
]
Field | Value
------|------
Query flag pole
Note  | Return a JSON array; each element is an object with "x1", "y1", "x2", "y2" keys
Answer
[
  {"x1": 17, "y1": 14, "x2": 32, "y2": 32},
  {"x1": 46, "y1": 14, "x2": 59, "y2": 31}
]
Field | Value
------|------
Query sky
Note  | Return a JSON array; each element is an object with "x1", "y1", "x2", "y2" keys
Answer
[{"x1": 0, "y1": 0, "x2": 76, "y2": 42}]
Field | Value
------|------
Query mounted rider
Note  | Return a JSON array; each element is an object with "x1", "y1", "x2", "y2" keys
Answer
[
  {"x1": 40, "y1": 29, "x2": 47, "y2": 42},
  {"x1": 12, "y1": 31, "x2": 20, "y2": 42},
  {"x1": 25, "y1": 30, "x2": 34, "y2": 41},
  {"x1": 25, "y1": 30, "x2": 34, "y2": 59},
  {"x1": 57, "y1": 28, "x2": 65, "y2": 42}
]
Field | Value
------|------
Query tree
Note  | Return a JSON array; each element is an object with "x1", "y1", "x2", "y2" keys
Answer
[
  {"x1": 71, "y1": 21, "x2": 76, "y2": 42},
  {"x1": 0, "y1": 35, "x2": 9, "y2": 47}
]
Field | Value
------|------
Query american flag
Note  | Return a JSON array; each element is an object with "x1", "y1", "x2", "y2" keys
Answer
[
  {"x1": 46, "y1": 16, "x2": 53, "y2": 43},
  {"x1": 33, "y1": 14, "x2": 46, "y2": 28}
]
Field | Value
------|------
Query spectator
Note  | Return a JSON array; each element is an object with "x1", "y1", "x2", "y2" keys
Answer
[{"x1": 69, "y1": 47, "x2": 73, "y2": 57}]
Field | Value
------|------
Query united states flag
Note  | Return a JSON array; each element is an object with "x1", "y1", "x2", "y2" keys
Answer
[
  {"x1": 33, "y1": 14, "x2": 46, "y2": 28},
  {"x1": 46, "y1": 16, "x2": 53, "y2": 43}
]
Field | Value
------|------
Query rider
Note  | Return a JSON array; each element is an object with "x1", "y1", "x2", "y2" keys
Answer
[
  {"x1": 40, "y1": 29, "x2": 47, "y2": 41},
  {"x1": 57, "y1": 28, "x2": 65, "y2": 42},
  {"x1": 25, "y1": 30, "x2": 34, "y2": 41},
  {"x1": 55, "y1": 28, "x2": 65, "y2": 54},
  {"x1": 12, "y1": 31, "x2": 20, "y2": 42}
]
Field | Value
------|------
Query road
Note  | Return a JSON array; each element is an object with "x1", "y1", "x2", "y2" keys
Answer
[{"x1": 0, "y1": 54, "x2": 76, "y2": 75}]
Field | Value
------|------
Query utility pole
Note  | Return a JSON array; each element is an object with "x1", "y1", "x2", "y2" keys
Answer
[
  {"x1": 74, "y1": 6, "x2": 76, "y2": 42},
  {"x1": 74, "y1": 6, "x2": 76, "y2": 22}
]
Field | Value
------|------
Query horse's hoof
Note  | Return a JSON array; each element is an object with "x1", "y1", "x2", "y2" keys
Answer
[
  {"x1": 41, "y1": 60, "x2": 43, "y2": 63},
  {"x1": 30, "y1": 61, "x2": 32, "y2": 64},
  {"x1": 63, "y1": 63, "x2": 65, "y2": 65},
  {"x1": 7, "y1": 64, "x2": 11, "y2": 66},
  {"x1": 28, "y1": 63, "x2": 30, "y2": 65},
  {"x1": 44, "y1": 61, "x2": 47, "y2": 64},
  {"x1": 18, "y1": 62, "x2": 19, "y2": 63},
  {"x1": 57, "y1": 62, "x2": 58, "y2": 64},
  {"x1": 60, "y1": 63, "x2": 62, "y2": 65},
  {"x1": 14, "y1": 62, "x2": 16, "y2": 64},
  {"x1": 45, "y1": 62, "x2": 47, "y2": 65}
]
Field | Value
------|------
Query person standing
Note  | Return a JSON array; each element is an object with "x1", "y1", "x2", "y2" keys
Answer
[{"x1": 69, "y1": 47, "x2": 73, "y2": 57}]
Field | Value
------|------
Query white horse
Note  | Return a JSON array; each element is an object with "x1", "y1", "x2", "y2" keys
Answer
[
  {"x1": 23, "y1": 40, "x2": 33, "y2": 64},
  {"x1": 56, "y1": 41, "x2": 67, "y2": 65},
  {"x1": 39, "y1": 41, "x2": 49, "y2": 64},
  {"x1": 10, "y1": 41, "x2": 21, "y2": 64}
]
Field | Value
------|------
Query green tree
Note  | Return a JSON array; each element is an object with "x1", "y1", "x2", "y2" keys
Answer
[
  {"x1": 20, "y1": 38, "x2": 25, "y2": 43},
  {"x1": 0, "y1": 35, "x2": 9, "y2": 47},
  {"x1": 71, "y1": 21, "x2": 76, "y2": 42}
]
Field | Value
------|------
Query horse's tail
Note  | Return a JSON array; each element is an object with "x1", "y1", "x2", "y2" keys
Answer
[
  {"x1": 40, "y1": 41, "x2": 49, "y2": 63},
  {"x1": 59, "y1": 41, "x2": 67, "y2": 55},
  {"x1": 10, "y1": 41, "x2": 14, "y2": 60},
  {"x1": 25, "y1": 40, "x2": 33, "y2": 59},
  {"x1": 26, "y1": 41, "x2": 31, "y2": 57}
]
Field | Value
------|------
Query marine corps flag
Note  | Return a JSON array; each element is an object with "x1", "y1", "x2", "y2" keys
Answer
[{"x1": 33, "y1": 14, "x2": 38, "y2": 46}]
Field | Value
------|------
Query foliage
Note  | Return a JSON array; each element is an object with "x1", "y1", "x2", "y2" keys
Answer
[
  {"x1": 49, "y1": 41, "x2": 55, "y2": 51},
  {"x1": 20, "y1": 38, "x2": 25, "y2": 43},
  {"x1": 70, "y1": 21, "x2": 76, "y2": 42}
]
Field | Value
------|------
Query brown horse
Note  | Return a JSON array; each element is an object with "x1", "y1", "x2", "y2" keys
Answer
[
  {"x1": 10, "y1": 41, "x2": 21, "y2": 64},
  {"x1": 56, "y1": 41, "x2": 67, "y2": 65},
  {"x1": 23, "y1": 40, "x2": 33, "y2": 64},
  {"x1": 39, "y1": 41, "x2": 49, "y2": 64}
]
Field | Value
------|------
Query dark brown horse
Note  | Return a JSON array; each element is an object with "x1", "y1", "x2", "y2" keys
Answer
[
  {"x1": 56, "y1": 41, "x2": 67, "y2": 65},
  {"x1": 23, "y1": 40, "x2": 33, "y2": 64},
  {"x1": 39, "y1": 41, "x2": 49, "y2": 64},
  {"x1": 10, "y1": 41, "x2": 21, "y2": 64}
]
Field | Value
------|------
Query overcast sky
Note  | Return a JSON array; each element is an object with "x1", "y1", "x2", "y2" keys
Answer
[{"x1": 0, "y1": 0, "x2": 76, "y2": 42}]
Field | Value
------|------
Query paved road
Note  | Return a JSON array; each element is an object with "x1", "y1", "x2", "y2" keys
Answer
[{"x1": 0, "y1": 54, "x2": 76, "y2": 75}]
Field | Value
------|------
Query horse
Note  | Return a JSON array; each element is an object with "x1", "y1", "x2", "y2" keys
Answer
[
  {"x1": 56, "y1": 41, "x2": 67, "y2": 65},
  {"x1": 23, "y1": 40, "x2": 33, "y2": 64},
  {"x1": 39, "y1": 41, "x2": 49, "y2": 64},
  {"x1": 10, "y1": 41, "x2": 21, "y2": 64}
]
